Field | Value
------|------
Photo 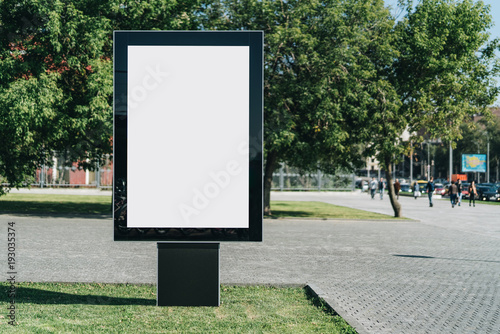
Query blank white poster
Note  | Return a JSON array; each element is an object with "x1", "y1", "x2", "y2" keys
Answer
[{"x1": 127, "y1": 45, "x2": 249, "y2": 228}]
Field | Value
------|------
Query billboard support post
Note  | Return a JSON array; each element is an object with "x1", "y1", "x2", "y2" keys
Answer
[{"x1": 157, "y1": 242, "x2": 220, "y2": 307}]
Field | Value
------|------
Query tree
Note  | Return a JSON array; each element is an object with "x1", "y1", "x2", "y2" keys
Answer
[
  {"x1": 367, "y1": 0, "x2": 499, "y2": 216},
  {"x1": 203, "y1": 0, "x2": 397, "y2": 214},
  {"x1": 0, "y1": 0, "x2": 201, "y2": 194},
  {"x1": 0, "y1": 72, "x2": 63, "y2": 192}
]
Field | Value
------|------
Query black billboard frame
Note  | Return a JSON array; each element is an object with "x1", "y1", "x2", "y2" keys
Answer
[{"x1": 113, "y1": 31, "x2": 263, "y2": 242}]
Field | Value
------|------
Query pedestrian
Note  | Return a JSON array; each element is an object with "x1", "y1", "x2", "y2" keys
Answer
[
  {"x1": 468, "y1": 180, "x2": 478, "y2": 207},
  {"x1": 457, "y1": 179, "x2": 463, "y2": 206},
  {"x1": 369, "y1": 177, "x2": 377, "y2": 199},
  {"x1": 379, "y1": 177, "x2": 385, "y2": 200},
  {"x1": 413, "y1": 181, "x2": 420, "y2": 199},
  {"x1": 449, "y1": 181, "x2": 458, "y2": 208},
  {"x1": 426, "y1": 177, "x2": 435, "y2": 207},
  {"x1": 394, "y1": 179, "x2": 401, "y2": 200}
]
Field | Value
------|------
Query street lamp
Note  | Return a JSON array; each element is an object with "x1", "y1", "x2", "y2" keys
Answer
[
  {"x1": 427, "y1": 142, "x2": 430, "y2": 181},
  {"x1": 410, "y1": 141, "x2": 414, "y2": 185},
  {"x1": 486, "y1": 132, "x2": 490, "y2": 183},
  {"x1": 424, "y1": 139, "x2": 441, "y2": 181},
  {"x1": 476, "y1": 141, "x2": 480, "y2": 183},
  {"x1": 449, "y1": 142, "x2": 453, "y2": 182}
]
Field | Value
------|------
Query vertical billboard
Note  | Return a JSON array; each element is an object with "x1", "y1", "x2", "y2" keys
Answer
[
  {"x1": 113, "y1": 31, "x2": 263, "y2": 241},
  {"x1": 462, "y1": 154, "x2": 487, "y2": 173}
]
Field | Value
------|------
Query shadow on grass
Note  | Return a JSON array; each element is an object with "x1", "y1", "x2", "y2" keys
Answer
[
  {"x1": 267, "y1": 210, "x2": 311, "y2": 219},
  {"x1": 304, "y1": 286, "x2": 340, "y2": 317},
  {"x1": 0, "y1": 201, "x2": 111, "y2": 217},
  {"x1": 7, "y1": 286, "x2": 155, "y2": 306},
  {"x1": 304, "y1": 286, "x2": 358, "y2": 334},
  {"x1": 0, "y1": 212, "x2": 112, "y2": 219}
]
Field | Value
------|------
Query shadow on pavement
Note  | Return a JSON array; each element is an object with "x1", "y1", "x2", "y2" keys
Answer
[{"x1": 393, "y1": 254, "x2": 500, "y2": 263}]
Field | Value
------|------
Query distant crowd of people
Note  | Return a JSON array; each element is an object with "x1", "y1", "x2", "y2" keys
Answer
[
  {"x1": 369, "y1": 177, "x2": 385, "y2": 200},
  {"x1": 367, "y1": 176, "x2": 480, "y2": 208},
  {"x1": 448, "y1": 179, "x2": 478, "y2": 207}
]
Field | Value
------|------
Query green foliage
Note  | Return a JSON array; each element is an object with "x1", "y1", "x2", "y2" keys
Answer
[
  {"x1": 365, "y1": 0, "x2": 499, "y2": 216},
  {"x1": 391, "y1": 0, "x2": 499, "y2": 147},
  {"x1": 0, "y1": 73, "x2": 63, "y2": 193},
  {"x1": 204, "y1": 0, "x2": 395, "y2": 175},
  {"x1": 0, "y1": 0, "x2": 202, "y2": 191},
  {"x1": 1, "y1": 0, "x2": 498, "y2": 208}
]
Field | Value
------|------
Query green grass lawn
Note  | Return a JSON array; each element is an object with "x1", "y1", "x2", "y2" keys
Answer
[
  {"x1": 0, "y1": 283, "x2": 356, "y2": 333},
  {"x1": 0, "y1": 193, "x2": 401, "y2": 220},
  {"x1": 0, "y1": 193, "x2": 112, "y2": 215},
  {"x1": 270, "y1": 201, "x2": 401, "y2": 220}
]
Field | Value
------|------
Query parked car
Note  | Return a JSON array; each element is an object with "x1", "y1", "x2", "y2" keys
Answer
[
  {"x1": 434, "y1": 178, "x2": 447, "y2": 185},
  {"x1": 417, "y1": 180, "x2": 428, "y2": 194},
  {"x1": 475, "y1": 186, "x2": 492, "y2": 201},
  {"x1": 434, "y1": 183, "x2": 445, "y2": 196},
  {"x1": 418, "y1": 180, "x2": 444, "y2": 195},
  {"x1": 478, "y1": 186, "x2": 500, "y2": 202},
  {"x1": 400, "y1": 184, "x2": 411, "y2": 193},
  {"x1": 355, "y1": 179, "x2": 369, "y2": 192}
]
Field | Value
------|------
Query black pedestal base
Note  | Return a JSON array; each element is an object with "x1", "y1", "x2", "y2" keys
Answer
[{"x1": 157, "y1": 242, "x2": 220, "y2": 306}]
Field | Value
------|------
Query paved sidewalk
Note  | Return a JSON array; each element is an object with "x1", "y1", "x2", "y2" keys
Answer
[
  {"x1": 0, "y1": 191, "x2": 498, "y2": 333},
  {"x1": 8, "y1": 187, "x2": 112, "y2": 196},
  {"x1": 273, "y1": 190, "x2": 500, "y2": 239},
  {"x1": 268, "y1": 192, "x2": 500, "y2": 333}
]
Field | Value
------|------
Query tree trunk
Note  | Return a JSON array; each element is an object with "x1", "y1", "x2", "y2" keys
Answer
[
  {"x1": 384, "y1": 157, "x2": 402, "y2": 217},
  {"x1": 264, "y1": 151, "x2": 279, "y2": 215}
]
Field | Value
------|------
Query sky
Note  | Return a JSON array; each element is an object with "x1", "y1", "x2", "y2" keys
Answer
[{"x1": 385, "y1": 0, "x2": 500, "y2": 105}]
